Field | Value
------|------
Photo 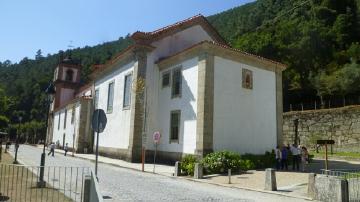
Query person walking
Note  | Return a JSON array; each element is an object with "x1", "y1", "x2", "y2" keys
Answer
[
  {"x1": 275, "y1": 146, "x2": 281, "y2": 170},
  {"x1": 290, "y1": 144, "x2": 300, "y2": 171},
  {"x1": 48, "y1": 142, "x2": 55, "y2": 157},
  {"x1": 281, "y1": 145, "x2": 288, "y2": 170},
  {"x1": 64, "y1": 143, "x2": 68, "y2": 156}
]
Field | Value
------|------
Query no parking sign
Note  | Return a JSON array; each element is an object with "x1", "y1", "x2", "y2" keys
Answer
[{"x1": 153, "y1": 131, "x2": 161, "y2": 144}]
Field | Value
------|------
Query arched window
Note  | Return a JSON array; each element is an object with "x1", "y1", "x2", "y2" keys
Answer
[
  {"x1": 242, "y1": 69, "x2": 253, "y2": 89},
  {"x1": 65, "y1": 69, "x2": 74, "y2": 82}
]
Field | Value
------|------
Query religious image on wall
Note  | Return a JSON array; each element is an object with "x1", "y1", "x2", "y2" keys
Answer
[{"x1": 242, "y1": 68, "x2": 253, "y2": 89}]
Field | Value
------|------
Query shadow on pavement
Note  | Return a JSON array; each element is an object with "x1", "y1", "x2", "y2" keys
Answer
[{"x1": 306, "y1": 159, "x2": 360, "y2": 173}]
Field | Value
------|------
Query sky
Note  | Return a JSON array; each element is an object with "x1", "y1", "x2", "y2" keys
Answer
[{"x1": 0, "y1": 0, "x2": 254, "y2": 63}]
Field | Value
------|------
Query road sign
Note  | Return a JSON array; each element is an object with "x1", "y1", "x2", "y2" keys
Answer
[
  {"x1": 316, "y1": 140, "x2": 335, "y2": 145},
  {"x1": 153, "y1": 131, "x2": 161, "y2": 144},
  {"x1": 92, "y1": 109, "x2": 107, "y2": 133}
]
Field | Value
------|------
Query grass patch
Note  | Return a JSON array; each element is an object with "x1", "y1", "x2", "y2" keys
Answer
[
  {"x1": 0, "y1": 152, "x2": 72, "y2": 201},
  {"x1": 312, "y1": 151, "x2": 360, "y2": 159}
]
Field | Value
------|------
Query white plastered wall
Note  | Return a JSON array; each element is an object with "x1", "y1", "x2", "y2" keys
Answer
[
  {"x1": 145, "y1": 57, "x2": 198, "y2": 154},
  {"x1": 94, "y1": 61, "x2": 135, "y2": 149},
  {"x1": 51, "y1": 102, "x2": 81, "y2": 149},
  {"x1": 213, "y1": 56, "x2": 277, "y2": 154},
  {"x1": 144, "y1": 25, "x2": 213, "y2": 153}
]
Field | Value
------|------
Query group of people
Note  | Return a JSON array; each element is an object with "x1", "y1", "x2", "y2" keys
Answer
[
  {"x1": 47, "y1": 142, "x2": 69, "y2": 157},
  {"x1": 275, "y1": 144, "x2": 309, "y2": 172}
]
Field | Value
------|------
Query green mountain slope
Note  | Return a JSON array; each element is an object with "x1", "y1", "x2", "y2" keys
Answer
[{"x1": 0, "y1": 0, "x2": 359, "y2": 134}]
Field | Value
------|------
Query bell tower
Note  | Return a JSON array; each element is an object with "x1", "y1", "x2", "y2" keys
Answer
[{"x1": 53, "y1": 56, "x2": 82, "y2": 109}]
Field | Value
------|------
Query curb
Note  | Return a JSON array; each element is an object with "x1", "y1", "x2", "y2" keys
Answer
[
  {"x1": 177, "y1": 176, "x2": 314, "y2": 201},
  {"x1": 31, "y1": 145, "x2": 314, "y2": 201}
]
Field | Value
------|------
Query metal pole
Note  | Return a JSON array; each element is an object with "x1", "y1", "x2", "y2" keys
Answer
[
  {"x1": 153, "y1": 143, "x2": 157, "y2": 173},
  {"x1": 0, "y1": 140, "x2": 2, "y2": 161},
  {"x1": 141, "y1": 147, "x2": 145, "y2": 172},
  {"x1": 38, "y1": 92, "x2": 52, "y2": 187},
  {"x1": 325, "y1": 143, "x2": 328, "y2": 170},
  {"x1": 294, "y1": 119, "x2": 299, "y2": 145},
  {"x1": 95, "y1": 111, "x2": 100, "y2": 179},
  {"x1": 38, "y1": 83, "x2": 55, "y2": 186}
]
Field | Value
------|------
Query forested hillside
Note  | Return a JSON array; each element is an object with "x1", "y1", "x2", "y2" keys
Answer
[{"x1": 0, "y1": 0, "x2": 359, "y2": 140}]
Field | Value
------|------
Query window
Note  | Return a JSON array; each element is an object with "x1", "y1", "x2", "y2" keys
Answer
[
  {"x1": 170, "y1": 110, "x2": 181, "y2": 142},
  {"x1": 171, "y1": 68, "x2": 182, "y2": 98},
  {"x1": 107, "y1": 81, "x2": 115, "y2": 113},
  {"x1": 65, "y1": 69, "x2": 74, "y2": 82},
  {"x1": 242, "y1": 69, "x2": 253, "y2": 89},
  {"x1": 71, "y1": 107, "x2": 75, "y2": 124},
  {"x1": 94, "y1": 89, "x2": 99, "y2": 109},
  {"x1": 58, "y1": 114, "x2": 61, "y2": 130},
  {"x1": 162, "y1": 72, "x2": 170, "y2": 88},
  {"x1": 123, "y1": 73, "x2": 132, "y2": 108},
  {"x1": 64, "y1": 109, "x2": 67, "y2": 129}
]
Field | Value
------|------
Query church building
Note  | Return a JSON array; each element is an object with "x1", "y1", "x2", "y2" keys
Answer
[{"x1": 48, "y1": 15, "x2": 286, "y2": 162}]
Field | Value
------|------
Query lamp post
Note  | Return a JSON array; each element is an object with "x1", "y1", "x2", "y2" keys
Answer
[
  {"x1": 293, "y1": 118, "x2": 299, "y2": 146},
  {"x1": 37, "y1": 83, "x2": 55, "y2": 188},
  {"x1": 13, "y1": 116, "x2": 22, "y2": 164}
]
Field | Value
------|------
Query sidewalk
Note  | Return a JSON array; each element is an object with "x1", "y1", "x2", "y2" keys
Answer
[
  {"x1": 38, "y1": 145, "x2": 174, "y2": 176},
  {"x1": 38, "y1": 145, "x2": 313, "y2": 200}
]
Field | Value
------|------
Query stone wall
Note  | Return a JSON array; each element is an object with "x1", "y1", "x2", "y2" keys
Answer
[{"x1": 283, "y1": 105, "x2": 360, "y2": 147}]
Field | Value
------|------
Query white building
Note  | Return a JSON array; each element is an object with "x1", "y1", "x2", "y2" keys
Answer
[{"x1": 48, "y1": 15, "x2": 286, "y2": 162}]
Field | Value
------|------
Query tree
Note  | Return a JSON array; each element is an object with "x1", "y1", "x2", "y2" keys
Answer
[{"x1": 35, "y1": 49, "x2": 43, "y2": 60}]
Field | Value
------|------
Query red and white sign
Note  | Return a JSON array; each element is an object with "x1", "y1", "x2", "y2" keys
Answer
[{"x1": 153, "y1": 131, "x2": 161, "y2": 144}]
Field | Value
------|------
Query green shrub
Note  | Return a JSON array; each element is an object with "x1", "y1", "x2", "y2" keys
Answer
[
  {"x1": 241, "y1": 151, "x2": 275, "y2": 169},
  {"x1": 180, "y1": 155, "x2": 197, "y2": 176},
  {"x1": 202, "y1": 151, "x2": 242, "y2": 174},
  {"x1": 239, "y1": 159, "x2": 256, "y2": 170}
]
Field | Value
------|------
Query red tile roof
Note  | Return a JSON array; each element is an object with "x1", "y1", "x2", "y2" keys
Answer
[
  {"x1": 157, "y1": 40, "x2": 287, "y2": 70},
  {"x1": 131, "y1": 14, "x2": 228, "y2": 46}
]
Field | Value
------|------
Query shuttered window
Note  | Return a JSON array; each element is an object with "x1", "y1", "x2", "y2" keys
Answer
[
  {"x1": 171, "y1": 68, "x2": 182, "y2": 98},
  {"x1": 107, "y1": 81, "x2": 114, "y2": 113},
  {"x1": 123, "y1": 74, "x2": 132, "y2": 108},
  {"x1": 170, "y1": 110, "x2": 181, "y2": 142}
]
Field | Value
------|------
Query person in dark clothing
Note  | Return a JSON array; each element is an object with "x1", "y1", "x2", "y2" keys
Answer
[
  {"x1": 48, "y1": 142, "x2": 55, "y2": 157},
  {"x1": 64, "y1": 143, "x2": 68, "y2": 156},
  {"x1": 281, "y1": 145, "x2": 288, "y2": 170}
]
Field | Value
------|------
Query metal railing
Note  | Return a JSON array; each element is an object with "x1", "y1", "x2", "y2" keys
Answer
[
  {"x1": 321, "y1": 169, "x2": 360, "y2": 202},
  {"x1": 0, "y1": 164, "x2": 90, "y2": 202}
]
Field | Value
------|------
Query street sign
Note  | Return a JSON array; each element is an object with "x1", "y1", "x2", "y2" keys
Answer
[
  {"x1": 92, "y1": 109, "x2": 107, "y2": 133},
  {"x1": 316, "y1": 139, "x2": 335, "y2": 170},
  {"x1": 92, "y1": 109, "x2": 107, "y2": 179},
  {"x1": 153, "y1": 131, "x2": 161, "y2": 144},
  {"x1": 317, "y1": 140, "x2": 335, "y2": 145}
]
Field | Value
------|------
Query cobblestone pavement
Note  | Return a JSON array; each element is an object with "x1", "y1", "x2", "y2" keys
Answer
[{"x1": 8, "y1": 145, "x2": 311, "y2": 202}]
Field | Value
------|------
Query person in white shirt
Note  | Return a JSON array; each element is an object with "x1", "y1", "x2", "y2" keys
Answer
[
  {"x1": 290, "y1": 144, "x2": 300, "y2": 171},
  {"x1": 275, "y1": 146, "x2": 281, "y2": 170}
]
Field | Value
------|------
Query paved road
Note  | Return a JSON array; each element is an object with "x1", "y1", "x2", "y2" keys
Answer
[{"x1": 9, "y1": 145, "x2": 309, "y2": 202}]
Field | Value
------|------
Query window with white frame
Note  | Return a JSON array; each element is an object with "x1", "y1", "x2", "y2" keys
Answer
[
  {"x1": 170, "y1": 110, "x2": 181, "y2": 142},
  {"x1": 171, "y1": 67, "x2": 182, "y2": 98},
  {"x1": 71, "y1": 106, "x2": 75, "y2": 124},
  {"x1": 58, "y1": 114, "x2": 60, "y2": 130},
  {"x1": 64, "y1": 109, "x2": 67, "y2": 129},
  {"x1": 123, "y1": 73, "x2": 132, "y2": 108},
  {"x1": 162, "y1": 71, "x2": 170, "y2": 88},
  {"x1": 107, "y1": 81, "x2": 115, "y2": 113}
]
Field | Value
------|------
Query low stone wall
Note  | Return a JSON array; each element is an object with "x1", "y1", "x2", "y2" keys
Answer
[
  {"x1": 283, "y1": 105, "x2": 360, "y2": 147},
  {"x1": 311, "y1": 174, "x2": 348, "y2": 202}
]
